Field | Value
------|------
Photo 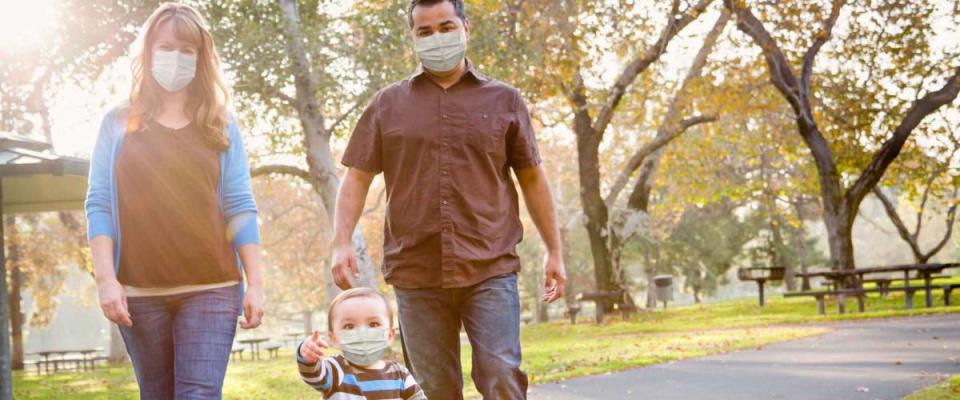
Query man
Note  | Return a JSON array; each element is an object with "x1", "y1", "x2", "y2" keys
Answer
[{"x1": 331, "y1": 0, "x2": 566, "y2": 398}]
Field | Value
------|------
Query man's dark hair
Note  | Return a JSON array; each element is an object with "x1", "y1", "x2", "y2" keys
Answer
[{"x1": 407, "y1": 0, "x2": 467, "y2": 28}]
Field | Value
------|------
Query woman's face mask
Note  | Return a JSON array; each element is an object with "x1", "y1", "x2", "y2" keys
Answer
[
  {"x1": 152, "y1": 49, "x2": 197, "y2": 92},
  {"x1": 337, "y1": 327, "x2": 390, "y2": 367},
  {"x1": 414, "y1": 30, "x2": 467, "y2": 73}
]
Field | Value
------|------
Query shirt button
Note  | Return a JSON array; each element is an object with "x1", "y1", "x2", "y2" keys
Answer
[
  {"x1": 442, "y1": 228, "x2": 449, "y2": 233},
  {"x1": 442, "y1": 200, "x2": 448, "y2": 205},
  {"x1": 442, "y1": 114, "x2": 448, "y2": 119}
]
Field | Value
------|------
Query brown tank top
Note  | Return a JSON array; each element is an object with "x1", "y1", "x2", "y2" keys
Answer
[{"x1": 115, "y1": 119, "x2": 240, "y2": 287}]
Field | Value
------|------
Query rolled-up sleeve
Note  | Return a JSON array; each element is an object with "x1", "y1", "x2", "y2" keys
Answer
[
  {"x1": 222, "y1": 118, "x2": 260, "y2": 248},
  {"x1": 507, "y1": 90, "x2": 542, "y2": 170},
  {"x1": 85, "y1": 111, "x2": 118, "y2": 241}
]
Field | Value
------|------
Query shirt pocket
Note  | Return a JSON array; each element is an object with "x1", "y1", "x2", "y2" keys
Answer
[{"x1": 467, "y1": 112, "x2": 508, "y2": 158}]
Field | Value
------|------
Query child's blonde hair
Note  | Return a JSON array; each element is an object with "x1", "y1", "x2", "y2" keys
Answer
[{"x1": 327, "y1": 287, "x2": 394, "y2": 332}]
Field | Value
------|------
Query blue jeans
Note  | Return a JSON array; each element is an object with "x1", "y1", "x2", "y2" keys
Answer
[
  {"x1": 395, "y1": 272, "x2": 527, "y2": 400},
  {"x1": 119, "y1": 284, "x2": 239, "y2": 400}
]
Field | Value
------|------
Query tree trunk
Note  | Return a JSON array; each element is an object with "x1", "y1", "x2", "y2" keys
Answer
[
  {"x1": 770, "y1": 213, "x2": 795, "y2": 291},
  {"x1": 823, "y1": 205, "x2": 858, "y2": 286},
  {"x1": 4, "y1": 217, "x2": 22, "y2": 371},
  {"x1": 278, "y1": 0, "x2": 376, "y2": 307},
  {"x1": 0, "y1": 182, "x2": 12, "y2": 400},
  {"x1": 576, "y1": 123, "x2": 618, "y2": 308},
  {"x1": 302, "y1": 310, "x2": 314, "y2": 335},
  {"x1": 8, "y1": 260, "x2": 22, "y2": 371}
]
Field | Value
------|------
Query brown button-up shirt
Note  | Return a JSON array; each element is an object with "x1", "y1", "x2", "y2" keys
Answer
[{"x1": 342, "y1": 62, "x2": 542, "y2": 289}]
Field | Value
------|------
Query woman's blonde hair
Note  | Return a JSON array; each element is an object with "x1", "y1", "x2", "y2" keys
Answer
[{"x1": 126, "y1": 2, "x2": 230, "y2": 150}]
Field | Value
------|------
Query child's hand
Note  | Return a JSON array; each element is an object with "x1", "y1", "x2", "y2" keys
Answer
[{"x1": 299, "y1": 330, "x2": 328, "y2": 364}]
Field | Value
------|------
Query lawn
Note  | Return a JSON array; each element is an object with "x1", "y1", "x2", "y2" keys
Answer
[
  {"x1": 905, "y1": 376, "x2": 960, "y2": 400},
  {"x1": 13, "y1": 284, "x2": 960, "y2": 399}
]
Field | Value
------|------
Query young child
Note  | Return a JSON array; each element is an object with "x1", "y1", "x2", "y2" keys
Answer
[{"x1": 297, "y1": 287, "x2": 425, "y2": 399}]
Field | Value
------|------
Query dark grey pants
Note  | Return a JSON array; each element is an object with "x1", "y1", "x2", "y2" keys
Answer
[{"x1": 395, "y1": 272, "x2": 528, "y2": 400}]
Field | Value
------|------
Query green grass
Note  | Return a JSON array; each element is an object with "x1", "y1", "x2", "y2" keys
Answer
[
  {"x1": 12, "y1": 288, "x2": 960, "y2": 399},
  {"x1": 905, "y1": 376, "x2": 960, "y2": 400}
]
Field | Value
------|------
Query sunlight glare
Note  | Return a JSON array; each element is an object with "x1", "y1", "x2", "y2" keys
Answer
[{"x1": 0, "y1": 0, "x2": 56, "y2": 54}]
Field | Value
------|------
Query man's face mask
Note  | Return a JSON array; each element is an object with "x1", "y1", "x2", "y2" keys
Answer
[
  {"x1": 414, "y1": 30, "x2": 467, "y2": 73},
  {"x1": 338, "y1": 327, "x2": 390, "y2": 367},
  {"x1": 152, "y1": 49, "x2": 197, "y2": 92}
]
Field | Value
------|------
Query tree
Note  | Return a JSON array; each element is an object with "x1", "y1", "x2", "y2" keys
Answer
[
  {"x1": 659, "y1": 202, "x2": 759, "y2": 303},
  {"x1": 3, "y1": 213, "x2": 89, "y2": 370},
  {"x1": 872, "y1": 120, "x2": 960, "y2": 263},
  {"x1": 723, "y1": 0, "x2": 960, "y2": 279},
  {"x1": 551, "y1": 0, "x2": 723, "y2": 309},
  {"x1": 254, "y1": 177, "x2": 332, "y2": 334}
]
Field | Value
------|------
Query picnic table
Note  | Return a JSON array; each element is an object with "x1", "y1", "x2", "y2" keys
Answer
[
  {"x1": 27, "y1": 348, "x2": 104, "y2": 374},
  {"x1": 237, "y1": 337, "x2": 270, "y2": 360},
  {"x1": 283, "y1": 332, "x2": 304, "y2": 347},
  {"x1": 796, "y1": 263, "x2": 959, "y2": 309}
]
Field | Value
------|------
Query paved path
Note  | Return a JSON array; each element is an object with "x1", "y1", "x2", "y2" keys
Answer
[{"x1": 530, "y1": 314, "x2": 960, "y2": 400}]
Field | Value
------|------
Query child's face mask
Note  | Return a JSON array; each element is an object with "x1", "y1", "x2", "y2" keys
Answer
[
  {"x1": 338, "y1": 327, "x2": 389, "y2": 367},
  {"x1": 152, "y1": 49, "x2": 197, "y2": 92}
]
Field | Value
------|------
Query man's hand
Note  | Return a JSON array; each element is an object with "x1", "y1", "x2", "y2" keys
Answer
[
  {"x1": 240, "y1": 285, "x2": 265, "y2": 329},
  {"x1": 542, "y1": 251, "x2": 566, "y2": 303},
  {"x1": 97, "y1": 278, "x2": 132, "y2": 326},
  {"x1": 299, "y1": 330, "x2": 328, "y2": 364},
  {"x1": 332, "y1": 243, "x2": 360, "y2": 290}
]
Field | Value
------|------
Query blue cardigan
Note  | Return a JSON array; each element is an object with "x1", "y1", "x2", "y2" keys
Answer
[{"x1": 85, "y1": 108, "x2": 261, "y2": 281}]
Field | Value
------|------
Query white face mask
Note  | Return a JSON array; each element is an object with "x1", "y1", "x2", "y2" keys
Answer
[
  {"x1": 337, "y1": 327, "x2": 390, "y2": 367},
  {"x1": 414, "y1": 30, "x2": 467, "y2": 73},
  {"x1": 152, "y1": 49, "x2": 197, "y2": 92}
]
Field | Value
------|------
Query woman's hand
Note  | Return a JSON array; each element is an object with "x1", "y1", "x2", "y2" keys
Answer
[
  {"x1": 240, "y1": 284, "x2": 265, "y2": 329},
  {"x1": 299, "y1": 330, "x2": 328, "y2": 364},
  {"x1": 97, "y1": 278, "x2": 132, "y2": 326}
]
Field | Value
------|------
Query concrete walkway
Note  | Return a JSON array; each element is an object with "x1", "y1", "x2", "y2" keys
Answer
[{"x1": 530, "y1": 314, "x2": 960, "y2": 400}]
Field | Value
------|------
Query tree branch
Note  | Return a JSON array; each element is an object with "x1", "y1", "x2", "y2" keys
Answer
[
  {"x1": 326, "y1": 95, "x2": 367, "y2": 134},
  {"x1": 800, "y1": 0, "x2": 844, "y2": 102},
  {"x1": 251, "y1": 164, "x2": 312, "y2": 183},
  {"x1": 873, "y1": 187, "x2": 923, "y2": 259},
  {"x1": 606, "y1": 115, "x2": 716, "y2": 206},
  {"x1": 591, "y1": 0, "x2": 714, "y2": 137},
  {"x1": 604, "y1": 9, "x2": 729, "y2": 207},
  {"x1": 923, "y1": 190, "x2": 958, "y2": 260},
  {"x1": 362, "y1": 187, "x2": 386, "y2": 216},
  {"x1": 845, "y1": 68, "x2": 960, "y2": 207}
]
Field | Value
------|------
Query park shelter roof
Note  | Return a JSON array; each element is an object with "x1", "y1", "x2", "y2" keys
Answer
[{"x1": 0, "y1": 132, "x2": 89, "y2": 213}]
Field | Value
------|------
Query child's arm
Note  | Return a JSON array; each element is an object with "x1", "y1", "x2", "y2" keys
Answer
[
  {"x1": 296, "y1": 331, "x2": 341, "y2": 396},
  {"x1": 398, "y1": 364, "x2": 427, "y2": 400}
]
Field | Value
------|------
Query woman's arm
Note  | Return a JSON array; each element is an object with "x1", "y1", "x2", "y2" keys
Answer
[
  {"x1": 238, "y1": 243, "x2": 264, "y2": 329},
  {"x1": 90, "y1": 236, "x2": 132, "y2": 326}
]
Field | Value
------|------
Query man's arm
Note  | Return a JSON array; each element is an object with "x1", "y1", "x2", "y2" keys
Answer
[
  {"x1": 331, "y1": 167, "x2": 376, "y2": 289},
  {"x1": 515, "y1": 165, "x2": 566, "y2": 302}
]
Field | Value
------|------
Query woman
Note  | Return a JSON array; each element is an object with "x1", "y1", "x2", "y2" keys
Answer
[{"x1": 85, "y1": 3, "x2": 264, "y2": 398}]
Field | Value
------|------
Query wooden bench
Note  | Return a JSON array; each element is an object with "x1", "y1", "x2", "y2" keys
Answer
[
  {"x1": 785, "y1": 286, "x2": 922, "y2": 315},
  {"x1": 574, "y1": 291, "x2": 637, "y2": 324},
  {"x1": 863, "y1": 275, "x2": 950, "y2": 297},
  {"x1": 944, "y1": 283, "x2": 960, "y2": 306},
  {"x1": 264, "y1": 344, "x2": 282, "y2": 359},
  {"x1": 230, "y1": 347, "x2": 245, "y2": 361}
]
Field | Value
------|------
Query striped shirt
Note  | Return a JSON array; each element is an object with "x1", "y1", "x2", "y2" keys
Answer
[{"x1": 297, "y1": 354, "x2": 425, "y2": 400}]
